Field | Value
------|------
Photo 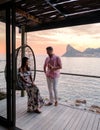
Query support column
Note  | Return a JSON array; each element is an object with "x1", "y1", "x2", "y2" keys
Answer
[{"x1": 21, "y1": 26, "x2": 26, "y2": 97}]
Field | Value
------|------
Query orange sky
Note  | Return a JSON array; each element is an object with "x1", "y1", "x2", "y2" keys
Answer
[{"x1": 0, "y1": 22, "x2": 100, "y2": 56}]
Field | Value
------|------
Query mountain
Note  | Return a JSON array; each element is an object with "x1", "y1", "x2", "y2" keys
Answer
[{"x1": 63, "y1": 44, "x2": 100, "y2": 57}]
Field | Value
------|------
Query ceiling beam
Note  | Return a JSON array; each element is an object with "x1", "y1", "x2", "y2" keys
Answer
[
  {"x1": 45, "y1": 0, "x2": 65, "y2": 17},
  {"x1": 25, "y1": 10, "x2": 100, "y2": 32},
  {"x1": 16, "y1": 8, "x2": 41, "y2": 23}
]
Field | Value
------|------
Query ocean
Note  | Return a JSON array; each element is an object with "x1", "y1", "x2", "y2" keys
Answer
[{"x1": 0, "y1": 55, "x2": 100, "y2": 110}]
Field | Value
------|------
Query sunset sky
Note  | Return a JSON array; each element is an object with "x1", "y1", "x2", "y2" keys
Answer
[{"x1": 0, "y1": 22, "x2": 100, "y2": 56}]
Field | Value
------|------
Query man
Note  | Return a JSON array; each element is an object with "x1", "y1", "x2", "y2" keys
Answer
[{"x1": 44, "y1": 46, "x2": 62, "y2": 106}]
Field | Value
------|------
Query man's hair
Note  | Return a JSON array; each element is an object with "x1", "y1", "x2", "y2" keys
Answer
[{"x1": 46, "y1": 46, "x2": 53, "y2": 51}]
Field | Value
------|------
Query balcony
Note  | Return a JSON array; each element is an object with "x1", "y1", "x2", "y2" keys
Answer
[{"x1": 0, "y1": 70, "x2": 100, "y2": 130}]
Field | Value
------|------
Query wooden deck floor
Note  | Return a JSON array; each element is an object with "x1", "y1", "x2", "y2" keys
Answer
[
  {"x1": 16, "y1": 95, "x2": 100, "y2": 130},
  {"x1": 0, "y1": 94, "x2": 100, "y2": 130},
  {"x1": 0, "y1": 126, "x2": 7, "y2": 130}
]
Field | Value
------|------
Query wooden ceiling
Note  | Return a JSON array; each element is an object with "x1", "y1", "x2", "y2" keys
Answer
[{"x1": 1, "y1": 0, "x2": 100, "y2": 32}]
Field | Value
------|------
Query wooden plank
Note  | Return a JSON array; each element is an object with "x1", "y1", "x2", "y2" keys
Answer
[
  {"x1": 97, "y1": 117, "x2": 100, "y2": 130},
  {"x1": 17, "y1": 113, "x2": 38, "y2": 129},
  {"x1": 41, "y1": 106, "x2": 68, "y2": 130},
  {"x1": 17, "y1": 106, "x2": 54, "y2": 130},
  {"x1": 64, "y1": 109, "x2": 83, "y2": 130},
  {"x1": 92, "y1": 114, "x2": 100, "y2": 130},
  {"x1": 29, "y1": 105, "x2": 63, "y2": 130},
  {"x1": 16, "y1": 106, "x2": 55, "y2": 130},
  {"x1": 81, "y1": 112, "x2": 93, "y2": 130},
  {"x1": 52, "y1": 106, "x2": 77, "y2": 130},
  {"x1": 1, "y1": 94, "x2": 100, "y2": 130},
  {"x1": 16, "y1": 96, "x2": 28, "y2": 119},
  {"x1": 15, "y1": 95, "x2": 100, "y2": 130},
  {"x1": 69, "y1": 110, "x2": 85, "y2": 130},
  {"x1": 0, "y1": 99, "x2": 7, "y2": 118},
  {"x1": 86, "y1": 113, "x2": 96, "y2": 130},
  {"x1": 75, "y1": 110, "x2": 88, "y2": 130},
  {"x1": 0, "y1": 126, "x2": 7, "y2": 130},
  {"x1": 48, "y1": 106, "x2": 71, "y2": 130}
]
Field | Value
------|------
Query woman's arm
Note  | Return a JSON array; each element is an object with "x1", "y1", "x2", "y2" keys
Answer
[
  {"x1": 30, "y1": 74, "x2": 34, "y2": 84},
  {"x1": 20, "y1": 76, "x2": 29, "y2": 84}
]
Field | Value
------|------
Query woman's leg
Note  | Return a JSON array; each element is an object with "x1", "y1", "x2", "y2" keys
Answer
[
  {"x1": 25, "y1": 87, "x2": 33, "y2": 111},
  {"x1": 30, "y1": 85, "x2": 39, "y2": 110},
  {"x1": 26, "y1": 85, "x2": 42, "y2": 113},
  {"x1": 31, "y1": 85, "x2": 42, "y2": 113}
]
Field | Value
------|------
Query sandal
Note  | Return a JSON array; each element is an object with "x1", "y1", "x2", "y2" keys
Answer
[
  {"x1": 45, "y1": 102, "x2": 53, "y2": 106},
  {"x1": 54, "y1": 101, "x2": 58, "y2": 106},
  {"x1": 34, "y1": 109, "x2": 41, "y2": 114}
]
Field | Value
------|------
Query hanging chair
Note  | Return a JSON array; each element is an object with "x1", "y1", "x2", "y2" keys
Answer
[
  {"x1": 16, "y1": 44, "x2": 36, "y2": 90},
  {"x1": 5, "y1": 44, "x2": 36, "y2": 90}
]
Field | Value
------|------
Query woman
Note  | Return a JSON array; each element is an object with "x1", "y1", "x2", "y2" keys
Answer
[{"x1": 19, "y1": 57, "x2": 44, "y2": 113}]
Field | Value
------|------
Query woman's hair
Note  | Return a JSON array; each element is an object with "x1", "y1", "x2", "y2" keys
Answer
[{"x1": 21, "y1": 57, "x2": 30, "y2": 71}]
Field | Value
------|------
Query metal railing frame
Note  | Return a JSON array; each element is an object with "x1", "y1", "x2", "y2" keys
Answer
[{"x1": 0, "y1": 70, "x2": 100, "y2": 79}]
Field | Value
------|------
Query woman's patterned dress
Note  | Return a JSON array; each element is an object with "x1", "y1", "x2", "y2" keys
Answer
[{"x1": 19, "y1": 70, "x2": 44, "y2": 111}]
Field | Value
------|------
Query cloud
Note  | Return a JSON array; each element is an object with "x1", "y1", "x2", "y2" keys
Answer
[
  {"x1": 25, "y1": 23, "x2": 100, "y2": 53},
  {"x1": 28, "y1": 23, "x2": 100, "y2": 43},
  {"x1": 0, "y1": 22, "x2": 100, "y2": 55}
]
